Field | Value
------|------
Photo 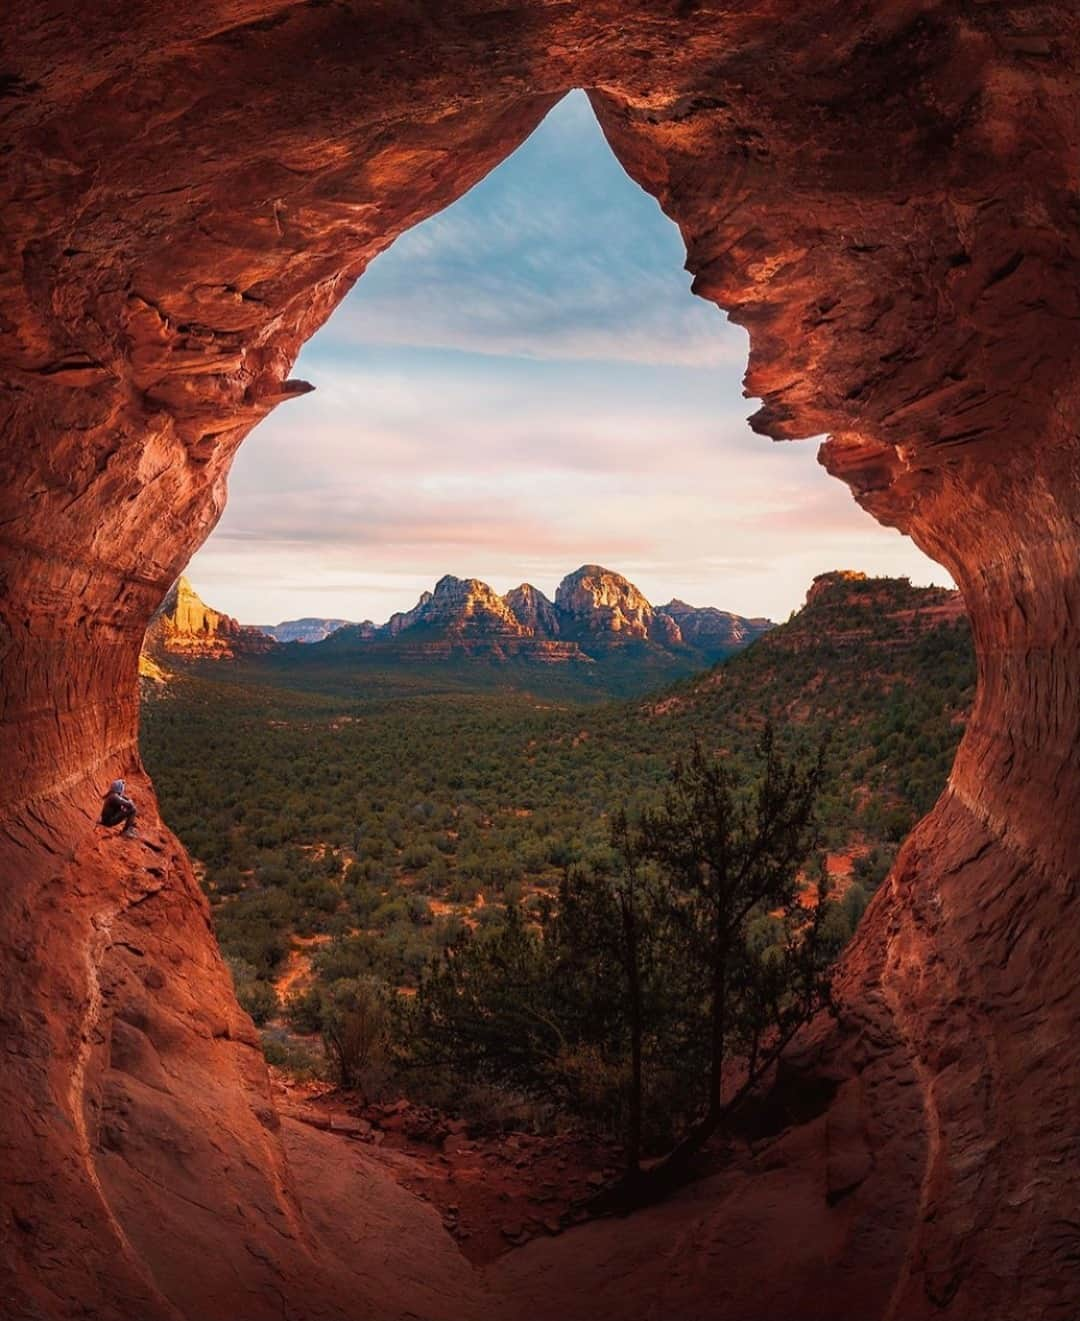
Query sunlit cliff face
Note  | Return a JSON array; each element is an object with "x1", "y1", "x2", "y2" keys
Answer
[{"x1": 2, "y1": 4, "x2": 1079, "y2": 1319}]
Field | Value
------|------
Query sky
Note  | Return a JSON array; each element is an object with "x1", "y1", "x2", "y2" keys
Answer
[{"x1": 186, "y1": 91, "x2": 952, "y2": 627}]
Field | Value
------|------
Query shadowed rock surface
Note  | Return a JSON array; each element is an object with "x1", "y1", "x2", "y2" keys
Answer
[
  {"x1": 1, "y1": 3, "x2": 1079, "y2": 1319},
  {"x1": 656, "y1": 598, "x2": 774, "y2": 650}
]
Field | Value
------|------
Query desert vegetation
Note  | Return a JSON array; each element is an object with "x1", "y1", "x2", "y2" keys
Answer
[
  {"x1": 405, "y1": 733, "x2": 839, "y2": 1180},
  {"x1": 141, "y1": 575, "x2": 974, "y2": 1150}
]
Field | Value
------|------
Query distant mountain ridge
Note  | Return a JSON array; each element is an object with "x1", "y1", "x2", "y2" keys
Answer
[
  {"x1": 142, "y1": 565, "x2": 776, "y2": 695},
  {"x1": 658, "y1": 598, "x2": 774, "y2": 649},
  {"x1": 323, "y1": 564, "x2": 775, "y2": 664},
  {"x1": 366, "y1": 574, "x2": 587, "y2": 663},
  {"x1": 259, "y1": 617, "x2": 361, "y2": 644}
]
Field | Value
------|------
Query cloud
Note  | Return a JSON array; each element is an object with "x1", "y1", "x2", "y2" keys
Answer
[
  {"x1": 194, "y1": 366, "x2": 952, "y2": 625},
  {"x1": 187, "y1": 93, "x2": 954, "y2": 626},
  {"x1": 318, "y1": 92, "x2": 746, "y2": 371}
]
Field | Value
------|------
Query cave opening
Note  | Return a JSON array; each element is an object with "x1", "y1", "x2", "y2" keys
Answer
[
  {"x1": 140, "y1": 89, "x2": 968, "y2": 1132},
  {"x1": 132, "y1": 88, "x2": 974, "y2": 1287},
  {"x1": 183, "y1": 89, "x2": 951, "y2": 629}
]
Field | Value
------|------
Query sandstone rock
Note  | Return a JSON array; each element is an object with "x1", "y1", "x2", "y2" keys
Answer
[
  {"x1": 554, "y1": 565, "x2": 656, "y2": 641},
  {"x1": 144, "y1": 577, "x2": 277, "y2": 661},
  {"x1": 137, "y1": 652, "x2": 170, "y2": 686},
  {"x1": 773, "y1": 573, "x2": 968, "y2": 654},
  {"x1": 552, "y1": 565, "x2": 774, "y2": 657},
  {"x1": 337, "y1": 575, "x2": 592, "y2": 663},
  {"x1": 329, "y1": 1114, "x2": 372, "y2": 1137},
  {"x1": 804, "y1": 570, "x2": 871, "y2": 608},
  {"x1": 649, "y1": 610, "x2": 684, "y2": 647},
  {"x1": 407, "y1": 575, "x2": 528, "y2": 639},
  {"x1": 315, "y1": 567, "x2": 768, "y2": 666},
  {"x1": 2, "y1": 4, "x2": 1079, "y2": 1319},
  {"x1": 824, "y1": 1080, "x2": 874, "y2": 1206},
  {"x1": 384, "y1": 591, "x2": 435, "y2": 638},
  {"x1": 504, "y1": 583, "x2": 561, "y2": 636}
]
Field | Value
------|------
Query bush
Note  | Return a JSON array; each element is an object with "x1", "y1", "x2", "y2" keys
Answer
[
  {"x1": 321, "y1": 978, "x2": 391, "y2": 1092},
  {"x1": 237, "y1": 978, "x2": 280, "y2": 1026},
  {"x1": 370, "y1": 898, "x2": 409, "y2": 929},
  {"x1": 853, "y1": 846, "x2": 895, "y2": 891},
  {"x1": 883, "y1": 805, "x2": 916, "y2": 842},
  {"x1": 842, "y1": 880, "x2": 871, "y2": 928},
  {"x1": 285, "y1": 985, "x2": 324, "y2": 1035},
  {"x1": 260, "y1": 1028, "x2": 326, "y2": 1081},
  {"x1": 225, "y1": 954, "x2": 280, "y2": 1025},
  {"x1": 405, "y1": 893, "x2": 431, "y2": 925},
  {"x1": 448, "y1": 877, "x2": 480, "y2": 904}
]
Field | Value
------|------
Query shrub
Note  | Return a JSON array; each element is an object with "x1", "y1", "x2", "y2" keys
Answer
[
  {"x1": 260, "y1": 1028, "x2": 325, "y2": 1081},
  {"x1": 225, "y1": 954, "x2": 280, "y2": 1025},
  {"x1": 321, "y1": 978, "x2": 391, "y2": 1092},
  {"x1": 236, "y1": 979, "x2": 280, "y2": 1026},
  {"x1": 285, "y1": 985, "x2": 324, "y2": 1035}
]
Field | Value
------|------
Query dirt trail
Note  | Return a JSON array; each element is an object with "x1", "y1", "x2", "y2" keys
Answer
[{"x1": 273, "y1": 934, "x2": 330, "y2": 1001}]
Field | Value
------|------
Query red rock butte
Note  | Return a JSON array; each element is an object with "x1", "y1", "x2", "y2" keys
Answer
[{"x1": 1, "y1": 4, "x2": 1077, "y2": 1319}]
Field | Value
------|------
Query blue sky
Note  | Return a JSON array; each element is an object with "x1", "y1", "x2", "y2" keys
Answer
[{"x1": 188, "y1": 91, "x2": 951, "y2": 626}]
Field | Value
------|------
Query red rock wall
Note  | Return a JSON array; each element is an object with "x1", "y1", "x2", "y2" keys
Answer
[{"x1": 1, "y1": 3, "x2": 1078, "y2": 1318}]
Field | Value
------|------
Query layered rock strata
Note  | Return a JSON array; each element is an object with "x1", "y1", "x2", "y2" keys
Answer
[
  {"x1": 331, "y1": 566, "x2": 769, "y2": 663},
  {"x1": 356, "y1": 575, "x2": 588, "y2": 661},
  {"x1": 144, "y1": 576, "x2": 277, "y2": 659},
  {"x1": 1, "y1": 4, "x2": 1079, "y2": 1320}
]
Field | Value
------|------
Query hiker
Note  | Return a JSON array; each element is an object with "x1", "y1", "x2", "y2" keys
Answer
[{"x1": 100, "y1": 778, "x2": 138, "y2": 837}]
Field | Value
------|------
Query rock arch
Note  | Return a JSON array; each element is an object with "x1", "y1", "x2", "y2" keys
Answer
[{"x1": 1, "y1": 4, "x2": 1077, "y2": 1318}]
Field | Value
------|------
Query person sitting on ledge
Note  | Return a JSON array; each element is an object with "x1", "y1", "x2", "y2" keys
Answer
[{"x1": 100, "y1": 778, "x2": 138, "y2": 838}]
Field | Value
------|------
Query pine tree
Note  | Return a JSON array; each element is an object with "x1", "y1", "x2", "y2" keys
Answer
[{"x1": 632, "y1": 728, "x2": 836, "y2": 1181}]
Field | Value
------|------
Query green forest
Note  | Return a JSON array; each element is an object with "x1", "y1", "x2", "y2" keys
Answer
[{"x1": 140, "y1": 574, "x2": 974, "y2": 1139}]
